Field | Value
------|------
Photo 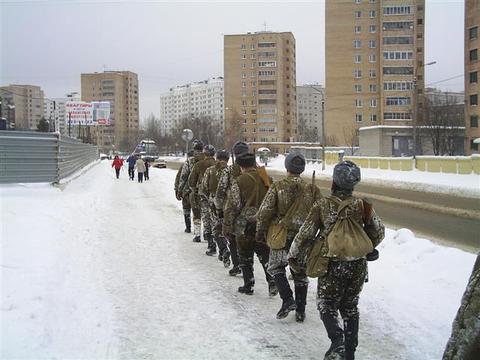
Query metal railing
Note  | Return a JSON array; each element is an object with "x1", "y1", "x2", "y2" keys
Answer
[{"x1": 0, "y1": 131, "x2": 99, "y2": 183}]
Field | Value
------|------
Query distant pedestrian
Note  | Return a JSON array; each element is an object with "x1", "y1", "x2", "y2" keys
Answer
[
  {"x1": 111, "y1": 155, "x2": 124, "y2": 179},
  {"x1": 127, "y1": 154, "x2": 137, "y2": 181},
  {"x1": 136, "y1": 157, "x2": 146, "y2": 183},
  {"x1": 144, "y1": 160, "x2": 150, "y2": 181}
]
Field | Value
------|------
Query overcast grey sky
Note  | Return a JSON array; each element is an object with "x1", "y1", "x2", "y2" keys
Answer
[{"x1": 0, "y1": 0, "x2": 464, "y2": 120}]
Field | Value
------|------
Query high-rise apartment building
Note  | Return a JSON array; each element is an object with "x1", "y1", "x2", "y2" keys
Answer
[
  {"x1": 465, "y1": 0, "x2": 480, "y2": 154},
  {"x1": 160, "y1": 77, "x2": 224, "y2": 135},
  {"x1": 81, "y1": 71, "x2": 139, "y2": 151},
  {"x1": 0, "y1": 84, "x2": 45, "y2": 130},
  {"x1": 296, "y1": 84, "x2": 325, "y2": 142},
  {"x1": 325, "y1": 0, "x2": 425, "y2": 146},
  {"x1": 224, "y1": 31, "x2": 297, "y2": 145}
]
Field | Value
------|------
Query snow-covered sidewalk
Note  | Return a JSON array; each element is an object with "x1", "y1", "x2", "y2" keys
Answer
[{"x1": 1, "y1": 162, "x2": 476, "y2": 359}]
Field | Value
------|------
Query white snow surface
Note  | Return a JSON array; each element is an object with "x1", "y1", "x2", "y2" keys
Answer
[
  {"x1": 265, "y1": 155, "x2": 480, "y2": 198},
  {"x1": 1, "y1": 162, "x2": 476, "y2": 359}
]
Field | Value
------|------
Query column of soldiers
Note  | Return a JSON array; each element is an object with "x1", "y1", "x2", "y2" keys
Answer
[{"x1": 175, "y1": 140, "x2": 385, "y2": 360}]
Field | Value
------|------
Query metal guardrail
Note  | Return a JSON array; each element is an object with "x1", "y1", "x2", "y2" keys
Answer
[{"x1": 0, "y1": 130, "x2": 99, "y2": 183}]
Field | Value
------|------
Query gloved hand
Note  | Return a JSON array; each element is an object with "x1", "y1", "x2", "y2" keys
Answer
[
  {"x1": 175, "y1": 191, "x2": 182, "y2": 201},
  {"x1": 255, "y1": 231, "x2": 266, "y2": 243}
]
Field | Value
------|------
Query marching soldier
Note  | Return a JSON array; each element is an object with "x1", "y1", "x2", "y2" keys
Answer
[
  {"x1": 178, "y1": 140, "x2": 205, "y2": 242},
  {"x1": 199, "y1": 149, "x2": 230, "y2": 261},
  {"x1": 214, "y1": 141, "x2": 249, "y2": 276},
  {"x1": 223, "y1": 152, "x2": 276, "y2": 296},
  {"x1": 256, "y1": 152, "x2": 322, "y2": 322},
  {"x1": 175, "y1": 150, "x2": 194, "y2": 233},
  {"x1": 189, "y1": 144, "x2": 216, "y2": 246},
  {"x1": 289, "y1": 161, "x2": 385, "y2": 360}
]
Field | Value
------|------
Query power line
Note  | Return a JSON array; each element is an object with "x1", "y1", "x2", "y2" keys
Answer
[{"x1": 426, "y1": 74, "x2": 464, "y2": 86}]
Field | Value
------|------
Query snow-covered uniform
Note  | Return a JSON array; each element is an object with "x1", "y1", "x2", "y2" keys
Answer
[
  {"x1": 256, "y1": 174, "x2": 322, "y2": 319},
  {"x1": 175, "y1": 162, "x2": 192, "y2": 233}
]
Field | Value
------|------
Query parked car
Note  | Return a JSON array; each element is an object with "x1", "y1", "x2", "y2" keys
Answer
[{"x1": 151, "y1": 159, "x2": 167, "y2": 169}]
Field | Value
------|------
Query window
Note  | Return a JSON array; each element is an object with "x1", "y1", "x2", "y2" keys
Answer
[
  {"x1": 369, "y1": 84, "x2": 377, "y2": 92},
  {"x1": 242, "y1": 53, "x2": 246, "y2": 59},
  {"x1": 386, "y1": 97, "x2": 411, "y2": 106},
  {"x1": 384, "y1": 112, "x2": 412, "y2": 120},
  {"x1": 258, "y1": 61, "x2": 276, "y2": 67},
  {"x1": 418, "y1": 18, "x2": 423, "y2": 25},
  {"x1": 258, "y1": 89, "x2": 276, "y2": 94},
  {"x1": 383, "y1": 6, "x2": 411, "y2": 15},
  {"x1": 354, "y1": 11, "x2": 361, "y2": 18},
  {"x1": 368, "y1": 40, "x2": 376, "y2": 48},
  {"x1": 369, "y1": 10, "x2": 376, "y2": 18},
  {"x1": 354, "y1": 54, "x2": 362, "y2": 63},
  {"x1": 370, "y1": 99, "x2": 377, "y2": 107},
  {"x1": 355, "y1": 84, "x2": 362, "y2": 92},
  {"x1": 469, "y1": 26, "x2": 478, "y2": 40},
  {"x1": 471, "y1": 139, "x2": 479, "y2": 151},
  {"x1": 369, "y1": 54, "x2": 376, "y2": 63},
  {"x1": 356, "y1": 114, "x2": 363, "y2": 122},
  {"x1": 242, "y1": 73, "x2": 246, "y2": 79},
  {"x1": 383, "y1": 21, "x2": 414, "y2": 31},
  {"x1": 383, "y1": 67, "x2": 414, "y2": 75},
  {"x1": 250, "y1": 43, "x2": 255, "y2": 50},
  {"x1": 258, "y1": 99, "x2": 276, "y2": 104},
  {"x1": 242, "y1": 63, "x2": 246, "y2": 68},
  {"x1": 470, "y1": 72, "x2": 478, "y2": 84},
  {"x1": 354, "y1": 25, "x2": 361, "y2": 34},
  {"x1": 383, "y1": 81, "x2": 414, "y2": 90},
  {"x1": 242, "y1": 81, "x2": 246, "y2": 88},
  {"x1": 240, "y1": 44, "x2": 246, "y2": 49},
  {"x1": 383, "y1": 51, "x2": 414, "y2": 60},
  {"x1": 369, "y1": 25, "x2": 376, "y2": 33},
  {"x1": 370, "y1": 114, "x2": 377, "y2": 122},
  {"x1": 354, "y1": 69, "x2": 362, "y2": 79},
  {"x1": 354, "y1": 40, "x2": 361, "y2": 48},
  {"x1": 355, "y1": 99, "x2": 363, "y2": 107},
  {"x1": 369, "y1": 69, "x2": 377, "y2": 78},
  {"x1": 355, "y1": 0, "x2": 361, "y2": 3},
  {"x1": 258, "y1": 70, "x2": 276, "y2": 76},
  {"x1": 470, "y1": 49, "x2": 478, "y2": 62},
  {"x1": 470, "y1": 94, "x2": 478, "y2": 106},
  {"x1": 471, "y1": 115, "x2": 478, "y2": 127},
  {"x1": 242, "y1": 109, "x2": 247, "y2": 115},
  {"x1": 383, "y1": 36, "x2": 414, "y2": 45},
  {"x1": 258, "y1": 42, "x2": 276, "y2": 48},
  {"x1": 250, "y1": 53, "x2": 256, "y2": 59}
]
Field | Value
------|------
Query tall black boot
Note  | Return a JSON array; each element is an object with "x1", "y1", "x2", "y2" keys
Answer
[
  {"x1": 321, "y1": 313, "x2": 345, "y2": 359},
  {"x1": 238, "y1": 265, "x2": 254, "y2": 295},
  {"x1": 228, "y1": 237, "x2": 239, "y2": 268},
  {"x1": 205, "y1": 235, "x2": 216, "y2": 256},
  {"x1": 294, "y1": 283, "x2": 308, "y2": 323},
  {"x1": 274, "y1": 274, "x2": 296, "y2": 319},
  {"x1": 344, "y1": 316, "x2": 359, "y2": 360},
  {"x1": 184, "y1": 214, "x2": 191, "y2": 233}
]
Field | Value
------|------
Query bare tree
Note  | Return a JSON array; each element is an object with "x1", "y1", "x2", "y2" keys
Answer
[
  {"x1": 171, "y1": 116, "x2": 224, "y2": 149},
  {"x1": 223, "y1": 110, "x2": 243, "y2": 148},
  {"x1": 421, "y1": 94, "x2": 465, "y2": 156},
  {"x1": 343, "y1": 124, "x2": 359, "y2": 155},
  {"x1": 297, "y1": 114, "x2": 319, "y2": 142},
  {"x1": 325, "y1": 134, "x2": 339, "y2": 147}
]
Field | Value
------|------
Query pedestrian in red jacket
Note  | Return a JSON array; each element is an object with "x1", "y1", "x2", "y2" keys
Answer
[{"x1": 112, "y1": 155, "x2": 124, "y2": 179}]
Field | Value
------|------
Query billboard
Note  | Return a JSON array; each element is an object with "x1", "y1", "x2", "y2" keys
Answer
[
  {"x1": 65, "y1": 101, "x2": 94, "y2": 125},
  {"x1": 92, "y1": 101, "x2": 111, "y2": 125}
]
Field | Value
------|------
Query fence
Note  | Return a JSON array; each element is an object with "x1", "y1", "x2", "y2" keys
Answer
[{"x1": 0, "y1": 131, "x2": 99, "y2": 183}]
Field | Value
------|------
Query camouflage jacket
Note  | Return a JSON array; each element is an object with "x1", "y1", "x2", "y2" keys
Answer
[
  {"x1": 174, "y1": 163, "x2": 184, "y2": 193},
  {"x1": 256, "y1": 175, "x2": 323, "y2": 236},
  {"x1": 199, "y1": 161, "x2": 228, "y2": 199},
  {"x1": 214, "y1": 162, "x2": 241, "y2": 211},
  {"x1": 178, "y1": 152, "x2": 205, "y2": 194},
  {"x1": 224, "y1": 168, "x2": 268, "y2": 234},
  {"x1": 289, "y1": 191, "x2": 385, "y2": 259},
  {"x1": 188, "y1": 155, "x2": 215, "y2": 193}
]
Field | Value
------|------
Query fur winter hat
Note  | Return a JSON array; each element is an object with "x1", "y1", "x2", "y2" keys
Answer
[
  {"x1": 285, "y1": 152, "x2": 306, "y2": 174},
  {"x1": 236, "y1": 152, "x2": 256, "y2": 168},
  {"x1": 193, "y1": 140, "x2": 204, "y2": 151},
  {"x1": 333, "y1": 161, "x2": 361, "y2": 190},
  {"x1": 232, "y1": 141, "x2": 249, "y2": 157},
  {"x1": 204, "y1": 144, "x2": 215, "y2": 156},
  {"x1": 216, "y1": 149, "x2": 230, "y2": 161}
]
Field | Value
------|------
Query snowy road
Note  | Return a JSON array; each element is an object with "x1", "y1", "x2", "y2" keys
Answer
[{"x1": 1, "y1": 161, "x2": 476, "y2": 359}]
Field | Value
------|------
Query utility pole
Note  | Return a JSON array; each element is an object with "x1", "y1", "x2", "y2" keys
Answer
[
  {"x1": 321, "y1": 97, "x2": 326, "y2": 171},
  {"x1": 68, "y1": 112, "x2": 72, "y2": 137}
]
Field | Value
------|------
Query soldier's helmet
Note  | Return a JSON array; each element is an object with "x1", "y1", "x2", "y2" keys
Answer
[
  {"x1": 216, "y1": 149, "x2": 230, "y2": 161},
  {"x1": 333, "y1": 161, "x2": 361, "y2": 190},
  {"x1": 203, "y1": 144, "x2": 216, "y2": 156},
  {"x1": 192, "y1": 140, "x2": 204, "y2": 151},
  {"x1": 285, "y1": 152, "x2": 306, "y2": 174},
  {"x1": 232, "y1": 141, "x2": 249, "y2": 157}
]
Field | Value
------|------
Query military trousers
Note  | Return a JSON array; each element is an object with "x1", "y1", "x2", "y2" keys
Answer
[
  {"x1": 268, "y1": 248, "x2": 309, "y2": 286},
  {"x1": 208, "y1": 199, "x2": 227, "y2": 254},
  {"x1": 237, "y1": 223, "x2": 273, "y2": 285},
  {"x1": 182, "y1": 191, "x2": 191, "y2": 217},
  {"x1": 317, "y1": 258, "x2": 367, "y2": 321},
  {"x1": 189, "y1": 192, "x2": 202, "y2": 220},
  {"x1": 199, "y1": 196, "x2": 213, "y2": 236}
]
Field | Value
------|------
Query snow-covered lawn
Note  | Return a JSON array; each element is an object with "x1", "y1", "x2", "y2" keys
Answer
[{"x1": 1, "y1": 161, "x2": 476, "y2": 359}]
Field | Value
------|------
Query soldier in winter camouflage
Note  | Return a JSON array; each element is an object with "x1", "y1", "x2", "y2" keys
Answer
[
  {"x1": 178, "y1": 141, "x2": 205, "y2": 242},
  {"x1": 256, "y1": 152, "x2": 322, "y2": 322},
  {"x1": 214, "y1": 141, "x2": 249, "y2": 276},
  {"x1": 223, "y1": 152, "x2": 276, "y2": 296},
  {"x1": 188, "y1": 144, "x2": 216, "y2": 244},
  {"x1": 289, "y1": 161, "x2": 385, "y2": 360},
  {"x1": 199, "y1": 149, "x2": 230, "y2": 261},
  {"x1": 175, "y1": 150, "x2": 194, "y2": 233}
]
